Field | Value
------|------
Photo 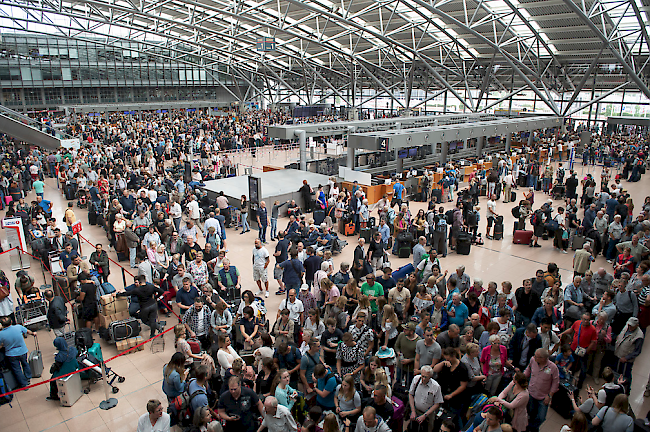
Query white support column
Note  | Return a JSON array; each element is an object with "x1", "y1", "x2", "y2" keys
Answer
[
  {"x1": 295, "y1": 130, "x2": 307, "y2": 171},
  {"x1": 395, "y1": 123, "x2": 403, "y2": 174},
  {"x1": 528, "y1": 130, "x2": 534, "y2": 147},
  {"x1": 476, "y1": 136, "x2": 485, "y2": 157},
  {"x1": 505, "y1": 133, "x2": 512, "y2": 153},
  {"x1": 347, "y1": 126, "x2": 356, "y2": 169}
]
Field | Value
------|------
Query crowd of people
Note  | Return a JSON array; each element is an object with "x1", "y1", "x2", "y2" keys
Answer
[{"x1": 0, "y1": 109, "x2": 648, "y2": 432}]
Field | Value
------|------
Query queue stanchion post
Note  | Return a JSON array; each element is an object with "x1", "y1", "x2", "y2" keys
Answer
[
  {"x1": 98, "y1": 357, "x2": 118, "y2": 410},
  {"x1": 122, "y1": 267, "x2": 127, "y2": 288}
]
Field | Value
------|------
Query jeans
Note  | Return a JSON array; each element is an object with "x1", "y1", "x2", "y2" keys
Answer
[
  {"x1": 572, "y1": 353, "x2": 590, "y2": 389},
  {"x1": 241, "y1": 212, "x2": 250, "y2": 232},
  {"x1": 49, "y1": 162, "x2": 56, "y2": 177},
  {"x1": 140, "y1": 304, "x2": 158, "y2": 339},
  {"x1": 258, "y1": 223, "x2": 267, "y2": 242},
  {"x1": 606, "y1": 238, "x2": 619, "y2": 260},
  {"x1": 484, "y1": 374, "x2": 501, "y2": 396},
  {"x1": 7, "y1": 353, "x2": 31, "y2": 388},
  {"x1": 129, "y1": 247, "x2": 137, "y2": 268},
  {"x1": 270, "y1": 218, "x2": 278, "y2": 239},
  {"x1": 173, "y1": 217, "x2": 182, "y2": 232},
  {"x1": 542, "y1": 177, "x2": 551, "y2": 192},
  {"x1": 395, "y1": 367, "x2": 414, "y2": 388},
  {"x1": 526, "y1": 396, "x2": 549, "y2": 432},
  {"x1": 432, "y1": 231, "x2": 447, "y2": 256}
]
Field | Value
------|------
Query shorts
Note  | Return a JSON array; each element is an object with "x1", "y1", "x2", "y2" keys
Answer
[
  {"x1": 487, "y1": 216, "x2": 495, "y2": 228},
  {"x1": 253, "y1": 267, "x2": 268, "y2": 282},
  {"x1": 82, "y1": 305, "x2": 99, "y2": 321},
  {"x1": 534, "y1": 225, "x2": 544, "y2": 237},
  {"x1": 274, "y1": 266, "x2": 284, "y2": 280}
]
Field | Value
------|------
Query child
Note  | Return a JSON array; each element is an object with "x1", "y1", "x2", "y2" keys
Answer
[{"x1": 555, "y1": 344, "x2": 574, "y2": 380}]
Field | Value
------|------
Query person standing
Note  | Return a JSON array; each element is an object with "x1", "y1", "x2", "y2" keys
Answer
[
  {"x1": 0, "y1": 315, "x2": 36, "y2": 389},
  {"x1": 257, "y1": 201, "x2": 269, "y2": 244},
  {"x1": 252, "y1": 239, "x2": 270, "y2": 298},
  {"x1": 524, "y1": 348, "x2": 559, "y2": 432},
  {"x1": 258, "y1": 396, "x2": 297, "y2": 432},
  {"x1": 117, "y1": 276, "x2": 164, "y2": 339},
  {"x1": 136, "y1": 399, "x2": 171, "y2": 432},
  {"x1": 44, "y1": 289, "x2": 68, "y2": 337}
]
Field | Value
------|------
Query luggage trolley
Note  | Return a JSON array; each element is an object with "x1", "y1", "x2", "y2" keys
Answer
[{"x1": 16, "y1": 293, "x2": 48, "y2": 329}]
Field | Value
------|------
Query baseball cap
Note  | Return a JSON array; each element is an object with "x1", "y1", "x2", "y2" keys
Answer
[{"x1": 300, "y1": 283, "x2": 309, "y2": 291}]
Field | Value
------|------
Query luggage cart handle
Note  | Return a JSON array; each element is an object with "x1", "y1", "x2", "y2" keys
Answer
[{"x1": 33, "y1": 333, "x2": 39, "y2": 351}]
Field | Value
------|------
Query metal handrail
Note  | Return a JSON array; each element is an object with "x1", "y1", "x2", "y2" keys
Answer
[{"x1": 0, "y1": 104, "x2": 76, "y2": 141}]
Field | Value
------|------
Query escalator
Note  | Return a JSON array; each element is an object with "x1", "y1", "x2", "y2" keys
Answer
[{"x1": 0, "y1": 105, "x2": 79, "y2": 150}]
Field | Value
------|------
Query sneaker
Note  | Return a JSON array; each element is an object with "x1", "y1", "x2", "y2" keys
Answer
[
  {"x1": 275, "y1": 290, "x2": 285, "y2": 296},
  {"x1": 645, "y1": 388, "x2": 650, "y2": 398},
  {"x1": 606, "y1": 259, "x2": 613, "y2": 263},
  {"x1": 529, "y1": 243, "x2": 534, "y2": 247},
  {"x1": 46, "y1": 396, "x2": 60, "y2": 401},
  {"x1": 593, "y1": 377, "x2": 600, "y2": 385},
  {"x1": 534, "y1": 243, "x2": 541, "y2": 248},
  {"x1": 255, "y1": 291, "x2": 264, "y2": 297},
  {"x1": 265, "y1": 291, "x2": 269, "y2": 298},
  {"x1": 561, "y1": 249, "x2": 568, "y2": 254}
]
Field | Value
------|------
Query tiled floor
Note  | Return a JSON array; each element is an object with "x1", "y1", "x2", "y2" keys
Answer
[{"x1": 1, "y1": 149, "x2": 649, "y2": 431}]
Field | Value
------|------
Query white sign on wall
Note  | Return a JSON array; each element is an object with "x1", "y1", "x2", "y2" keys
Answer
[{"x1": 1, "y1": 217, "x2": 29, "y2": 270}]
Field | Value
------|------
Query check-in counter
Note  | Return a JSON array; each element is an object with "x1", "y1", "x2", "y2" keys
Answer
[{"x1": 341, "y1": 181, "x2": 391, "y2": 204}]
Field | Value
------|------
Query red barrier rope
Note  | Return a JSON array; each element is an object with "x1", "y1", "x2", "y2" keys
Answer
[
  {"x1": 0, "y1": 246, "x2": 18, "y2": 256},
  {"x1": 0, "y1": 326, "x2": 175, "y2": 399},
  {"x1": 77, "y1": 233, "x2": 135, "y2": 278}
]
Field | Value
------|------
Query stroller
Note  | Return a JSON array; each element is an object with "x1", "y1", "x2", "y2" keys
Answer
[
  {"x1": 76, "y1": 342, "x2": 125, "y2": 394},
  {"x1": 76, "y1": 189, "x2": 88, "y2": 209},
  {"x1": 552, "y1": 184, "x2": 566, "y2": 200}
]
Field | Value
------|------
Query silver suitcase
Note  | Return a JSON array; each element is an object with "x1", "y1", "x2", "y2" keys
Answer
[{"x1": 57, "y1": 372, "x2": 83, "y2": 407}]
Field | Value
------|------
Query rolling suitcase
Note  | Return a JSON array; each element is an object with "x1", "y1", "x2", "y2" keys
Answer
[
  {"x1": 28, "y1": 335, "x2": 43, "y2": 378},
  {"x1": 572, "y1": 234, "x2": 588, "y2": 250},
  {"x1": 64, "y1": 185, "x2": 75, "y2": 200},
  {"x1": 75, "y1": 327, "x2": 94, "y2": 349},
  {"x1": 493, "y1": 223, "x2": 504, "y2": 240},
  {"x1": 392, "y1": 264, "x2": 415, "y2": 281},
  {"x1": 345, "y1": 222, "x2": 355, "y2": 236},
  {"x1": 109, "y1": 318, "x2": 141, "y2": 342},
  {"x1": 360, "y1": 228, "x2": 372, "y2": 243},
  {"x1": 431, "y1": 188, "x2": 442, "y2": 203},
  {"x1": 456, "y1": 237, "x2": 471, "y2": 255},
  {"x1": 313, "y1": 210, "x2": 326, "y2": 225},
  {"x1": 100, "y1": 282, "x2": 116, "y2": 295},
  {"x1": 513, "y1": 230, "x2": 533, "y2": 245},
  {"x1": 398, "y1": 246, "x2": 411, "y2": 258},
  {"x1": 511, "y1": 191, "x2": 516, "y2": 202},
  {"x1": 57, "y1": 373, "x2": 83, "y2": 407}
]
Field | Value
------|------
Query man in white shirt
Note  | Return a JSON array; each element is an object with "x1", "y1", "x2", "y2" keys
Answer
[
  {"x1": 538, "y1": 319, "x2": 560, "y2": 356},
  {"x1": 258, "y1": 396, "x2": 297, "y2": 432},
  {"x1": 278, "y1": 288, "x2": 304, "y2": 325},
  {"x1": 136, "y1": 399, "x2": 170, "y2": 432},
  {"x1": 408, "y1": 365, "x2": 444, "y2": 432},
  {"x1": 187, "y1": 195, "x2": 203, "y2": 232},
  {"x1": 204, "y1": 211, "x2": 221, "y2": 238},
  {"x1": 486, "y1": 194, "x2": 499, "y2": 239},
  {"x1": 253, "y1": 239, "x2": 271, "y2": 297},
  {"x1": 168, "y1": 199, "x2": 183, "y2": 232},
  {"x1": 503, "y1": 172, "x2": 515, "y2": 203}
]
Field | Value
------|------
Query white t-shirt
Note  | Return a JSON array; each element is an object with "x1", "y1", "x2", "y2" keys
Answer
[
  {"x1": 252, "y1": 246, "x2": 270, "y2": 269},
  {"x1": 279, "y1": 298, "x2": 305, "y2": 322},
  {"x1": 136, "y1": 413, "x2": 171, "y2": 432},
  {"x1": 487, "y1": 200, "x2": 497, "y2": 217},
  {"x1": 196, "y1": 308, "x2": 206, "y2": 336}
]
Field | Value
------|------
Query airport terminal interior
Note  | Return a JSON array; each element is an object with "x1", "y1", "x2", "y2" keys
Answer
[{"x1": 0, "y1": 0, "x2": 650, "y2": 431}]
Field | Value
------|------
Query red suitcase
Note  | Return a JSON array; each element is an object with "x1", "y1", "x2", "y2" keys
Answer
[{"x1": 513, "y1": 230, "x2": 533, "y2": 245}]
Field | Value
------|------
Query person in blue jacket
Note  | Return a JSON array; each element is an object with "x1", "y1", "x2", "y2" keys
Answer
[
  {"x1": 162, "y1": 352, "x2": 187, "y2": 402},
  {"x1": 47, "y1": 337, "x2": 78, "y2": 401}
]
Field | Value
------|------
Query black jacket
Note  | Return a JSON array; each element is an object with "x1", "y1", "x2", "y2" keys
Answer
[
  {"x1": 509, "y1": 327, "x2": 542, "y2": 369},
  {"x1": 47, "y1": 296, "x2": 68, "y2": 329}
]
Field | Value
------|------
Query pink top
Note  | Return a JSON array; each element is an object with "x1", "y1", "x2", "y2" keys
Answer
[
  {"x1": 497, "y1": 381, "x2": 530, "y2": 432},
  {"x1": 480, "y1": 344, "x2": 508, "y2": 376}
]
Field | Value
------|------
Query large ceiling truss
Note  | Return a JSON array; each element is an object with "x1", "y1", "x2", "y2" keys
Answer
[{"x1": 0, "y1": 0, "x2": 648, "y2": 114}]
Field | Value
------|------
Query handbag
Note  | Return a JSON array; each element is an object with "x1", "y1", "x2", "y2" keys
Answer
[{"x1": 575, "y1": 323, "x2": 587, "y2": 357}]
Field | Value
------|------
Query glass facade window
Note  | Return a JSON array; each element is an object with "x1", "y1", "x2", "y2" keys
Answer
[
  {"x1": 24, "y1": 89, "x2": 43, "y2": 106},
  {"x1": 44, "y1": 88, "x2": 62, "y2": 104},
  {"x1": 82, "y1": 88, "x2": 99, "y2": 103},
  {"x1": 99, "y1": 88, "x2": 115, "y2": 103},
  {"x1": 63, "y1": 88, "x2": 80, "y2": 103},
  {"x1": 2, "y1": 89, "x2": 21, "y2": 106},
  {"x1": 117, "y1": 88, "x2": 132, "y2": 102}
]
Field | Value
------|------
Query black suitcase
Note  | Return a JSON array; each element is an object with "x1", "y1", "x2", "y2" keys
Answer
[
  {"x1": 397, "y1": 232, "x2": 414, "y2": 244},
  {"x1": 466, "y1": 211, "x2": 478, "y2": 227},
  {"x1": 457, "y1": 240, "x2": 471, "y2": 255},
  {"x1": 360, "y1": 228, "x2": 371, "y2": 243},
  {"x1": 431, "y1": 189, "x2": 442, "y2": 204},
  {"x1": 493, "y1": 223, "x2": 504, "y2": 240},
  {"x1": 551, "y1": 380, "x2": 576, "y2": 419},
  {"x1": 109, "y1": 318, "x2": 141, "y2": 342},
  {"x1": 88, "y1": 209, "x2": 97, "y2": 225},
  {"x1": 64, "y1": 185, "x2": 75, "y2": 200},
  {"x1": 313, "y1": 210, "x2": 325, "y2": 225},
  {"x1": 398, "y1": 246, "x2": 411, "y2": 258},
  {"x1": 117, "y1": 252, "x2": 127, "y2": 262},
  {"x1": 479, "y1": 185, "x2": 487, "y2": 197},
  {"x1": 511, "y1": 191, "x2": 516, "y2": 202}
]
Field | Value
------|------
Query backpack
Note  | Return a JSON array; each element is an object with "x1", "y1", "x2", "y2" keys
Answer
[
  {"x1": 324, "y1": 372, "x2": 342, "y2": 387},
  {"x1": 445, "y1": 209, "x2": 455, "y2": 225},
  {"x1": 468, "y1": 393, "x2": 489, "y2": 418},
  {"x1": 435, "y1": 215, "x2": 448, "y2": 232},
  {"x1": 511, "y1": 206, "x2": 520, "y2": 219},
  {"x1": 170, "y1": 380, "x2": 206, "y2": 426},
  {"x1": 531, "y1": 210, "x2": 542, "y2": 227}
]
